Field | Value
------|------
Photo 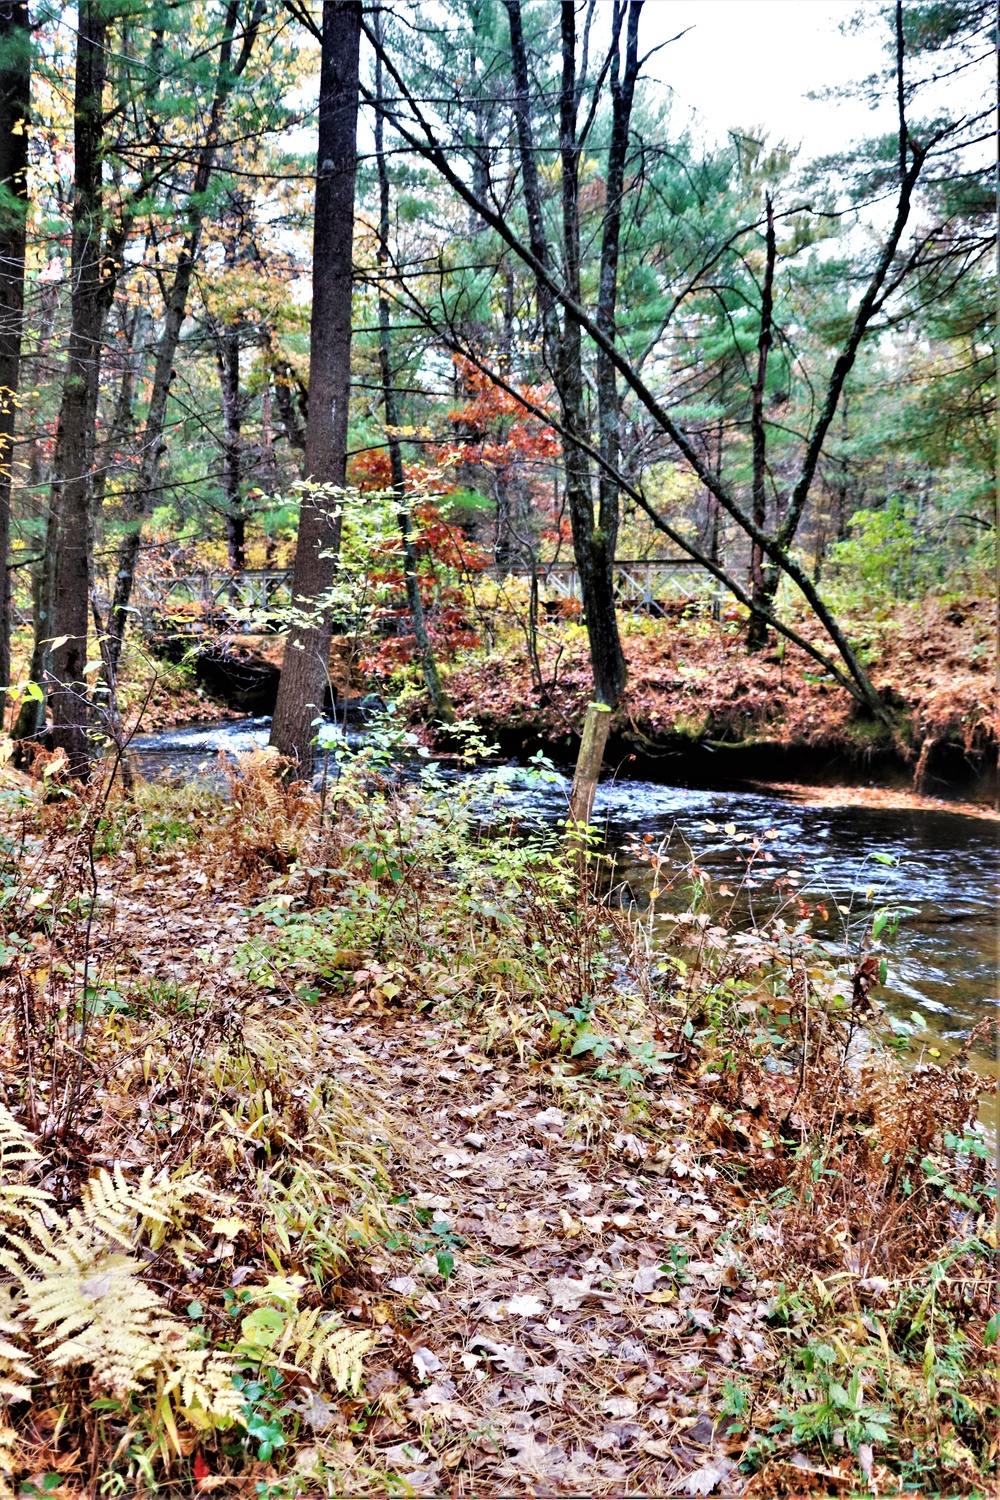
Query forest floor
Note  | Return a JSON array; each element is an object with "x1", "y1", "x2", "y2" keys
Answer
[{"x1": 0, "y1": 749, "x2": 995, "y2": 1498}]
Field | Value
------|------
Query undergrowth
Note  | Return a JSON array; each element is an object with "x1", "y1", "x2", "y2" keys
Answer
[{"x1": 0, "y1": 740, "x2": 994, "y2": 1495}]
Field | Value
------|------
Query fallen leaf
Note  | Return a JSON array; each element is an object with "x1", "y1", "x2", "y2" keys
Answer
[
  {"x1": 633, "y1": 1265, "x2": 664, "y2": 1295},
  {"x1": 490, "y1": 1224, "x2": 522, "y2": 1248},
  {"x1": 682, "y1": 1457, "x2": 734, "y2": 1495},
  {"x1": 505, "y1": 1294, "x2": 546, "y2": 1317},
  {"x1": 411, "y1": 1346, "x2": 443, "y2": 1381}
]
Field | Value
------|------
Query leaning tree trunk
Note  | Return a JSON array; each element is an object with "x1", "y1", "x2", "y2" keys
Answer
[
  {"x1": 269, "y1": 0, "x2": 361, "y2": 771},
  {"x1": 48, "y1": 0, "x2": 109, "y2": 776},
  {"x1": 0, "y1": 0, "x2": 29, "y2": 730}
]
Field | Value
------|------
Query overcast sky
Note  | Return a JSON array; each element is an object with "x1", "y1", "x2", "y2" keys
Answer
[{"x1": 641, "y1": 1, "x2": 897, "y2": 163}]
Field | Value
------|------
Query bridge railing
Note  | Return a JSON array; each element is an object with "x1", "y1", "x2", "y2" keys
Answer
[
  {"x1": 491, "y1": 558, "x2": 716, "y2": 606},
  {"x1": 119, "y1": 557, "x2": 718, "y2": 630}
]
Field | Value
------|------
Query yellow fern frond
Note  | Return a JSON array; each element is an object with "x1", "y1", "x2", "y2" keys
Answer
[
  {"x1": 0, "y1": 1106, "x2": 50, "y2": 1224},
  {"x1": 283, "y1": 1308, "x2": 374, "y2": 1394},
  {"x1": 78, "y1": 1164, "x2": 203, "y2": 1251},
  {"x1": 160, "y1": 1346, "x2": 243, "y2": 1429}
]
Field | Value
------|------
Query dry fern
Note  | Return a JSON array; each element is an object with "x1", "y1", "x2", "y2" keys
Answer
[
  {"x1": 221, "y1": 748, "x2": 317, "y2": 874},
  {"x1": 0, "y1": 1106, "x2": 49, "y2": 1224},
  {"x1": 237, "y1": 1275, "x2": 374, "y2": 1395},
  {"x1": 277, "y1": 1306, "x2": 375, "y2": 1394},
  {"x1": 158, "y1": 1344, "x2": 246, "y2": 1429},
  {"x1": 0, "y1": 1155, "x2": 240, "y2": 1411},
  {"x1": 79, "y1": 1163, "x2": 205, "y2": 1256}
]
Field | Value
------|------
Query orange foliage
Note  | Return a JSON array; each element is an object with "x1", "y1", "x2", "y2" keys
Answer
[
  {"x1": 347, "y1": 446, "x2": 488, "y2": 671},
  {"x1": 446, "y1": 357, "x2": 560, "y2": 474}
]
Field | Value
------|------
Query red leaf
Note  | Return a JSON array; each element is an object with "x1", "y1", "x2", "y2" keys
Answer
[{"x1": 193, "y1": 1451, "x2": 210, "y2": 1482}]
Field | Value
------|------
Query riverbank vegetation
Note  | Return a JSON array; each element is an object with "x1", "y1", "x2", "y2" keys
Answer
[
  {"x1": 0, "y1": 1, "x2": 997, "y2": 1494},
  {"x1": 1, "y1": 0, "x2": 995, "y2": 790},
  {"x1": 0, "y1": 747, "x2": 996, "y2": 1496}
]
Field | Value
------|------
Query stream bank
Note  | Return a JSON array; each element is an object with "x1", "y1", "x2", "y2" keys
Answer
[
  {"x1": 129, "y1": 714, "x2": 999, "y2": 1079},
  {"x1": 143, "y1": 591, "x2": 999, "y2": 803}
]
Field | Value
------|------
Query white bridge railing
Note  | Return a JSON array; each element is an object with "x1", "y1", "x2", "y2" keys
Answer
[{"x1": 126, "y1": 557, "x2": 714, "y2": 625}]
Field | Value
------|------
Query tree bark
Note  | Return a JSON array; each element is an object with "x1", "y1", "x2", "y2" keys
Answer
[
  {"x1": 559, "y1": 2, "x2": 626, "y2": 711},
  {"x1": 269, "y1": 0, "x2": 360, "y2": 770},
  {"x1": 592, "y1": 1, "x2": 640, "y2": 692},
  {"x1": 568, "y1": 700, "x2": 611, "y2": 828},
  {"x1": 48, "y1": 0, "x2": 109, "y2": 775},
  {"x1": 216, "y1": 324, "x2": 245, "y2": 572},
  {"x1": 0, "y1": 0, "x2": 29, "y2": 729}
]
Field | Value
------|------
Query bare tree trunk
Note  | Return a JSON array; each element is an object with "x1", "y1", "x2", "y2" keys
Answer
[
  {"x1": 374, "y1": 26, "x2": 451, "y2": 722},
  {"x1": 558, "y1": 2, "x2": 626, "y2": 715},
  {"x1": 0, "y1": 0, "x2": 29, "y2": 728},
  {"x1": 217, "y1": 325, "x2": 245, "y2": 571},
  {"x1": 48, "y1": 0, "x2": 109, "y2": 776},
  {"x1": 92, "y1": 302, "x2": 147, "y2": 518},
  {"x1": 269, "y1": 0, "x2": 360, "y2": 770}
]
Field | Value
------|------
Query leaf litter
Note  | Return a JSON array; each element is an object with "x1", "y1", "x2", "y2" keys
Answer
[{"x1": 0, "y1": 748, "x2": 994, "y2": 1497}]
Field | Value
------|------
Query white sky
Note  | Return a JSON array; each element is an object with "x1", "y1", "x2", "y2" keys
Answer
[{"x1": 640, "y1": 1, "x2": 897, "y2": 163}]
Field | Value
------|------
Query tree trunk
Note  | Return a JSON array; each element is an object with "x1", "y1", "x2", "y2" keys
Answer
[
  {"x1": 568, "y1": 701, "x2": 612, "y2": 828},
  {"x1": 374, "y1": 25, "x2": 451, "y2": 722},
  {"x1": 216, "y1": 325, "x2": 245, "y2": 571},
  {"x1": 558, "y1": 0, "x2": 626, "y2": 713},
  {"x1": 0, "y1": 0, "x2": 29, "y2": 729},
  {"x1": 269, "y1": 0, "x2": 360, "y2": 770},
  {"x1": 48, "y1": 0, "x2": 109, "y2": 776}
]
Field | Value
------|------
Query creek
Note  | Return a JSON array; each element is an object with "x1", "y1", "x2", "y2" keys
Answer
[{"x1": 130, "y1": 716, "x2": 999, "y2": 1079}]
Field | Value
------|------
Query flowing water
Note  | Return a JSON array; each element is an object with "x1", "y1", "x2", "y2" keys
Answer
[{"x1": 129, "y1": 717, "x2": 999, "y2": 1078}]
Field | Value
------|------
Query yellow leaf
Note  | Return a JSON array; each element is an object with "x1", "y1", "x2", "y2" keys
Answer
[
  {"x1": 559, "y1": 1208, "x2": 581, "y2": 1237},
  {"x1": 210, "y1": 1217, "x2": 249, "y2": 1238}
]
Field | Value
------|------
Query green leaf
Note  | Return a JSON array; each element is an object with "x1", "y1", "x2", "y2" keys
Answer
[
  {"x1": 872, "y1": 852, "x2": 896, "y2": 866},
  {"x1": 436, "y1": 1248, "x2": 454, "y2": 1280},
  {"x1": 239, "y1": 1304, "x2": 286, "y2": 1349},
  {"x1": 984, "y1": 1313, "x2": 999, "y2": 1347}
]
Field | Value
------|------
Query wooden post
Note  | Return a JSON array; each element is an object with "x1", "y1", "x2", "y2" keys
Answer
[{"x1": 567, "y1": 701, "x2": 612, "y2": 832}]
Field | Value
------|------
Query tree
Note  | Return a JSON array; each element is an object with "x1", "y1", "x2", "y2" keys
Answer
[
  {"x1": 47, "y1": 0, "x2": 111, "y2": 774},
  {"x1": 373, "y1": 26, "x2": 452, "y2": 723},
  {"x1": 269, "y1": 0, "x2": 361, "y2": 771},
  {"x1": 107, "y1": 0, "x2": 266, "y2": 675},
  {"x1": 0, "y1": 0, "x2": 29, "y2": 726}
]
